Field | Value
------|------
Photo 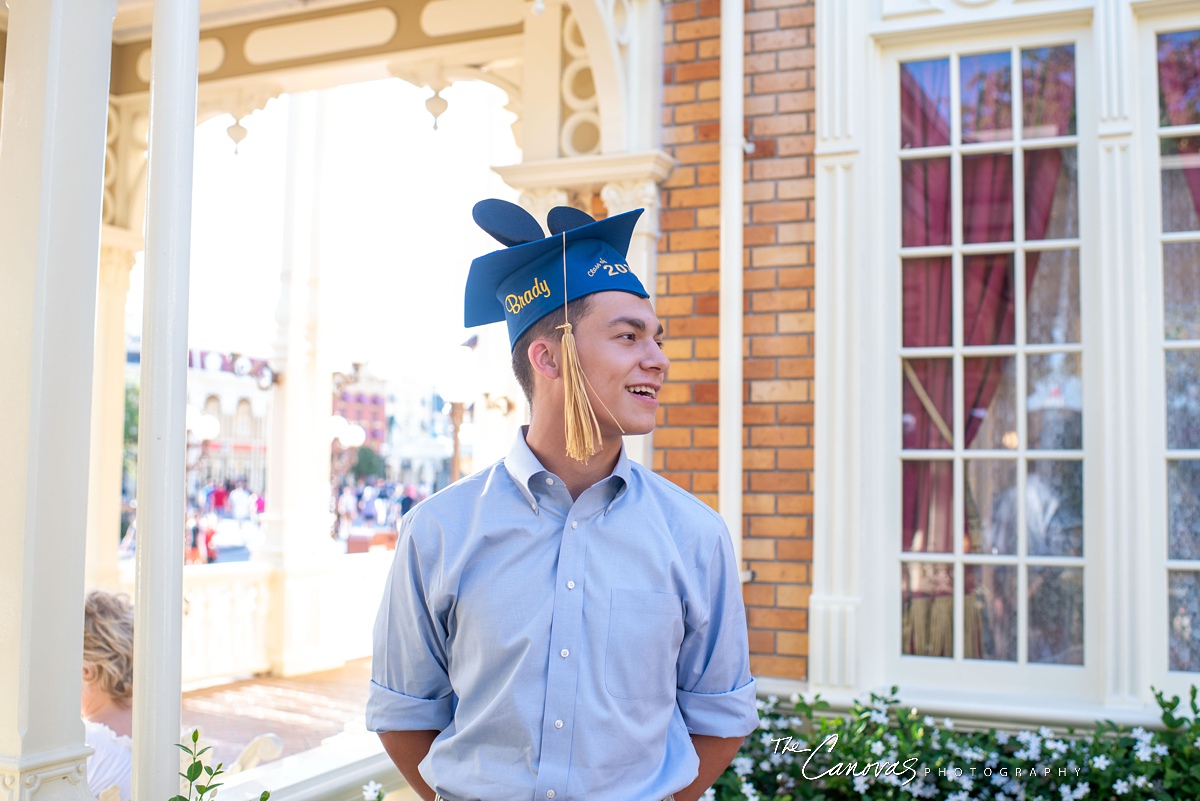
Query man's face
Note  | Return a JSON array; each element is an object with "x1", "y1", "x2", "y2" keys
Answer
[{"x1": 571, "y1": 291, "x2": 669, "y2": 439}]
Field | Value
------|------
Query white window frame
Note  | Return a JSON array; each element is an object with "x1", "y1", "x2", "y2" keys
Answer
[
  {"x1": 1137, "y1": 7, "x2": 1200, "y2": 702},
  {"x1": 811, "y1": 0, "x2": 1200, "y2": 726},
  {"x1": 878, "y1": 25, "x2": 1103, "y2": 700}
]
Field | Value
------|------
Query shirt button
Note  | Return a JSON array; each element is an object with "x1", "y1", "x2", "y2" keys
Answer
[
  {"x1": 571, "y1": 521, "x2": 578, "y2": 529},
  {"x1": 545, "y1": 477, "x2": 554, "y2": 485},
  {"x1": 560, "y1": 648, "x2": 569, "y2": 658},
  {"x1": 554, "y1": 719, "x2": 563, "y2": 729},
  {"x1": 566, "y1": 580, "x2": 575, "y2": 590},
  {"x1": 546, "y1": 792, "x2": 555, "y2": 799}
]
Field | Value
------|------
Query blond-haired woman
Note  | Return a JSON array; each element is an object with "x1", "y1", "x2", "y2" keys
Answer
[{"x1": 82, "y1": 590, "x2": 134, "y2": 801}]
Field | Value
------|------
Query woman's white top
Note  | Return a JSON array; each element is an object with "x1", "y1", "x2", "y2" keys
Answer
[{"x1": 84, "y1": 720, "x2": 132, "y2": 801}]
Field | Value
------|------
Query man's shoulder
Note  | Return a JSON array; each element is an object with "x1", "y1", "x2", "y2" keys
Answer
[
  {"x1": 627, "y1": 460, "x2": 728, "y2": 532},
  {"x1": 400, "y1": 459, "x2": 511, "y2": 535}
]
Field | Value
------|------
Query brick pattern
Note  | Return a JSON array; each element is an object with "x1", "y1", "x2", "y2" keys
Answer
[{"x1": 657, "y1": 0, "x2": 815, "y2": 680}]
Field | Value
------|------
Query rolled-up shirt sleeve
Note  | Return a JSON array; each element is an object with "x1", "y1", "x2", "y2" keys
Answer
[
  {"x1": 676, "y1": 523, "x2": 759, "y2": 738},
  {"x1": 367, "y1": 512, "x2": 454, "y2": 733}
]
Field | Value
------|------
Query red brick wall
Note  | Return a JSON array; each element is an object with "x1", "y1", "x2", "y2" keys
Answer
[{"x1": 657, "y1": 0, "x2": 815, "y2": 680}]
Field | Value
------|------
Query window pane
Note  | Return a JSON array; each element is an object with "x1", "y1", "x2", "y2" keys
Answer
[
  {"x1": 902, "y1": 158, "x2": 952, "y2": 246},
  {"x1": 1028, "y1": 352, "x2": 1083, "y2": 450},
  {"x1": 902, "y1": 562, "x2": 954, "y2": 657},
  {"x1": 1166, "y1": 349, "x2": 1200, "y2": 449},
  {"x1": 961, "y1": 51, "x2": 1012, "y2": 144},
  {"x1": 1164, "y1": 242, "x2": 1200, "y2": 340},
  {"x1": 903, "y1": 258, "x2": 953, "y2": 348},
  {"x1": 966, "y1": 565, "x2": 1017, "y2": 661},
  {"x1": 903, "y1": 358, "x2": 954, "y2": 449},
  {"x1": 1168, "y1": 461, "x2": 1200, "y2": 560},
  {"x1": 1160, "y1": 136, "x2": 1200, "y2": 233},
  {"x1": 1027, "y1": 459, "x2": 1084, "y2": 557},
  {"x1": 1027, "y1": 249, "x2": 1080, "y2": 345},
  {"x1": 902, "y1": 461, "x2": 954, "y2": 553},
  {"x1": 1158, "y1": 30, "x2": 1200, "y2": 128},
  {"x1": 963, "y1": 153, "x2": 1014, "y2": 244},
  {"x1": 1022, "y1": 45, "x2": 1077, "y2": 138},
  {"x1": 965, "y1": 356, "x2": 1017, "y2": 451},
  {"x1": 964, "y1": 254, "x2": 1015, "y2": 346},
  {"x1": 902, "y1": 58, "x2": 952, "y2": 149},
  {"x1": 1170, "y1": 571, "x2": 1200, "y2": 671},
  {"x1": 1029, "y1": 566, "x2": 1083, "y2": 664},
  {"x1": 966, "y1": 459, "x2": 1017, "y2": 554},
  {"x1": 1025, "y1": 147, "x2": 1078, "y2": 240}
]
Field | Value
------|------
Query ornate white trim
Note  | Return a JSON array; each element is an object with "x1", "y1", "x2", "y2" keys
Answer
[
  {"x1": 0, "y1": 746, "x2": 90, "y2": 801},
  {"x1": 495, "y1": 150, "x2": 674, "y2": 192}
]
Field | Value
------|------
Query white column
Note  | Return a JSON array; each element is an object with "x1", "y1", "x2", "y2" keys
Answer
[
  {"x1": 0, "y1": 0, "x2": 116, "y2": 796},
  {"x1": 85, "y1": 229, "x2": 142, "y2": 593},
  {"x1": 256, "y1": 91, "x2": 343, "y2": 677},
  {"x1": 810, "y1": 0, "x2": 870, "y2": 693},
  {"x1": 132, "y1": 0, "x2": 199, "y2": 800},
  {"x1": 520, "y1": 0, "x2": 563, "y2": 160},
  {"x1": 601, "y1": 179, "x2": 662, "y2": 468},
  {"x1": 719, "y1": 0, "x2": 745, "y2": 567}
]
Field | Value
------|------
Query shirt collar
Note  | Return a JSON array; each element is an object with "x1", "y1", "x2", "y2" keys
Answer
[{"x1": 504, "y1": 426, "x2": 632, "y2": 508}]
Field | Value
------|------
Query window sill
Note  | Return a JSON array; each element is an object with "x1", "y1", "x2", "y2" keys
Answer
[{"x1": 754, "y1": 677, "x2": 1165, "y2": 731}]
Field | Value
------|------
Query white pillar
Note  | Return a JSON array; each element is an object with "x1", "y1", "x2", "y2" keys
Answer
[
  {"x1": 86, "y1": 228, "x2": 142, "y2": 593},
  {"x1": 256, "y1": 91, "x2": 343, "y2": 677},
  {"x1": 132, "y1": 0, "x2": 199, "y2": 799},
  {"x1": 601, "y1": 179, "x2": 663, "y2": 468},
  {"x1": 0, "y1": 0, "x2": 116, "y2": 796}
]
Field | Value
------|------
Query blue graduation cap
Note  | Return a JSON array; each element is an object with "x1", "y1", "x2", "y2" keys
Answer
[{"x1": 464, "y1": 199, "x2": 647, "y2": 349}]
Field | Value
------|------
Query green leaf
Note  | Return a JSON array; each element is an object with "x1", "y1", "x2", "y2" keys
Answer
[
  {"x1": 196, "y1": 746, "x2": 212, "y2": 756},
  {"x1": 260, "y1": 792, "x2": 271, "y2": 801},
  {"x1": 204, "y1": 766, "x2": 215, "y2": 776},
  {"x1": 196, "y1": 785, "x2": 207, "y2": 795},
  {"x1": 191, "y1": 729, "x2": 200, "y2": 744},
  {"x1": 169, "y1": 795, "x2": 189, "y2": 801},
  {"x1": 186, "y1": 761, "x2": 204, "y2": 782}
]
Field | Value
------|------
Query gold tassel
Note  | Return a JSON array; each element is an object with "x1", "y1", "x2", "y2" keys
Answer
[{"x1": 557, "y1": 321, "x2": 602, "y2": 462}]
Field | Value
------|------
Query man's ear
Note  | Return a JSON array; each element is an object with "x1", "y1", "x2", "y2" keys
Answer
[{"x1": 528, "y1": 338, "x2": 560, "y2": 381}]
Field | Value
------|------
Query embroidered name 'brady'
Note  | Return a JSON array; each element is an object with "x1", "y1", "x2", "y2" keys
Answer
[
  {"x1": 587, "y1": 257, "x2": 630, "y2": 278},
  {"x1": 505, "y1": 277, "x2": 551, "y2": 315}
]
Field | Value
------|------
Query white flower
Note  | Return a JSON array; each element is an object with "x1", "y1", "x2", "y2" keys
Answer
[
  {"x1": 943, "y1": 717, "x2": 955, "y2": 729},
  {"x1": 1130, "y1": 727, "x2": 1151, "y2": 744},
  {"x1": 869, "y1": 709, "x2": 889, "y2": 725},
  {"x1": 1112, "y1": 779, "x2": 1130, "y2": 795},
  {"x1": 1152, "y1": 743, "x2": 1168, "y2": 757},
  {"x1": 1039, "y1": 726, "x2": 1054, "y2": 739},
  {"x1": 740, "y1": 780, "x2": 760, "y2": 801},
  {"x1": 701, "y1": 790, "x2": 716, "y2": 801},
  {"x1": 923, "y1": 715, "x2": 935, "y2": 727},
  {"x1": 947, "y1": 792, "x2": 969, "y2": 801},
  {"x1": 361, "y1": 781, "x2": 384, "y2": 801},
  {"x1": 996, "y1": 730, "x2": 1011, "y2": 745},
  {"x1": 1134, "y1": 744, "x2": 1154, "y2": 762},
  {"x1": 854, "y1": 775, "x2": 871, "y2": 794},
  {"x1": 1195, "y1": 735, "x2": 1200, "y2": 749},
  {"x1": 1091, "y1": 754, "x2": 1111, "y2": 771},
  {"x1": 871, "y1": 740, "x2": 885, "y2": 756},
  {"x1": 1047, "y1": 739, "x2": 1069, "y2": 755},
  {"x1": 732, "y1": 756, "x2": 754, "y2": 777},
  {"x1": 885, "y1": 733, "x2": 900, "y2": 747},
  {"x1": 1133, "y1": 775, "x2": 1149, "y2": 788}
]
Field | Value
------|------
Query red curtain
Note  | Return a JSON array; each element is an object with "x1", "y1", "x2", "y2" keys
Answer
[{"x1": 1158, "y1": 32, "x2": 1200, "y2": 220}]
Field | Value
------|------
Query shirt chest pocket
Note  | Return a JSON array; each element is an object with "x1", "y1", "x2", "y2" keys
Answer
[{"x1": 604, "y1": 589, "x2": 685, "y2": 700}]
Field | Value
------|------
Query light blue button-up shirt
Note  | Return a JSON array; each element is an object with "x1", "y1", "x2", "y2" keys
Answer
[{"x1": 367, "y1": 428, "x2": 758, "y2": 801}]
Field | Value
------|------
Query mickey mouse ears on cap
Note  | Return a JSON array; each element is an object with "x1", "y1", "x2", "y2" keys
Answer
[{"x1": 463, "y1": 199, "x2": 647, "y2": 348}]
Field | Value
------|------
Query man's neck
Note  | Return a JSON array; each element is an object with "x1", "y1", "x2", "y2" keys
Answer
[{"x1": 524, "y1": 421, "x2": 622, "y2": 501}]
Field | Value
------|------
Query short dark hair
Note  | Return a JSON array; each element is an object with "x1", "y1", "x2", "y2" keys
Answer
[{"x1": 511, "y1": 294, "x2": 596, "y2": 406}]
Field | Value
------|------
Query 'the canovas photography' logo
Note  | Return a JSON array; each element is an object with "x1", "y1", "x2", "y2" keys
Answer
[{"x1": 771, "y1": 733, "x2": 922, "y2": 785}]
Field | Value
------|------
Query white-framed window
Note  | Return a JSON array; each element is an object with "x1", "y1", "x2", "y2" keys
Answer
[
  {"x1": 881, "y1": 27, "x2": 1101, "y2": 697},
  {"x1": 1143, "y1": 13, "x2": 1200, "y2": 700}
]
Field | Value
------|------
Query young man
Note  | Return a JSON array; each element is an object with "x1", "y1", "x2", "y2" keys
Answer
[{"x1": 367, "y1": 200, "x2": 757, "y2": 801}]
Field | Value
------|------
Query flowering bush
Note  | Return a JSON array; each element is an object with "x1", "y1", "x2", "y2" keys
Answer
[{"x1": 707, "y1": 686, "x2": 1200, "y2": 800}]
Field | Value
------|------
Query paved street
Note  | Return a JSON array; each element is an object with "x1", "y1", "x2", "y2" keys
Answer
[{"x1": 182, "y1": 657, "x2": 372, "y2": 767}]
